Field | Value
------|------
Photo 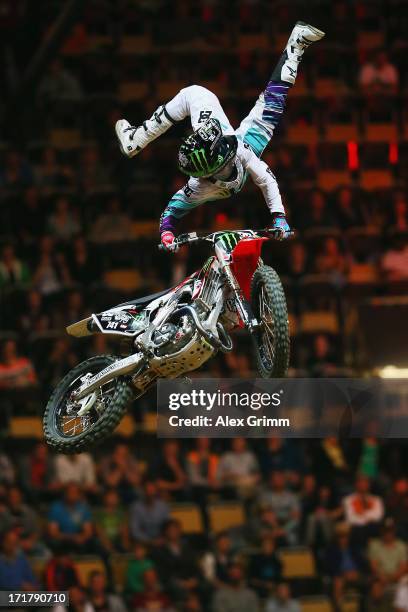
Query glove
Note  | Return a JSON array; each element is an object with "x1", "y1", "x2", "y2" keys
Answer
[
  {"x1": 161, "y1": 231, "x2": 178, "y2": 252},
  {"x1": 269, "y1": 213, "x2": 291, "y2": 240}
]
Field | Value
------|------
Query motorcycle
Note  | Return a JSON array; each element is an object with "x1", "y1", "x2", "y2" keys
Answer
[{"x1": 43, "y1": 228, "x2": 290, "y2": 452}]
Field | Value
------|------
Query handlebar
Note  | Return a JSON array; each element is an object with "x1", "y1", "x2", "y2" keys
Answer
[{"x1": 158, "y1": 228, "x2": 295, "y2": 250}]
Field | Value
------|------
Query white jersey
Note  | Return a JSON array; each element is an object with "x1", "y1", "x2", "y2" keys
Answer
[{"x1": 134, "y1": 84, "x2": 286, "y2": 232}]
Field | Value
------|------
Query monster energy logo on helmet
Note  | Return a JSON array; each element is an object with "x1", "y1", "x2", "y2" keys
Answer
[{"x1": 178, "y1": 118, "x2": 238, "y2": 179}]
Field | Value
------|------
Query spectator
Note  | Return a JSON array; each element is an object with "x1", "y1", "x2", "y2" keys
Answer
[
  {"x1": 212, "y1": 563, "x2": 259, "y2": 612},
  {"x1": 260, "y1": 471, "x2": 300, "y2": 545},
  {"x1": 395, "y1": 574, "x2": 408, "y2": 612},
  {"x1": 94, "y1": 489, "x2": 129, "y2": 553},
  {"x1": 216, "y1": 438, "x2": 260, "y2": 499},
  {"x1": 131, "y1": 568, "x2": 174, "y2": 612},
  {"x1": 0, "y1": 448, "x2": 16, "y2": 485},
  {"x1": 201, "y1": 532, "x2": 234, "y2": 587},
  {"x1": 359, "y1": 49, "x2": 399, "y2": 95},
  {"x1": 303, "y1": 483, "x2": 341, "y2": 550},
  {"x1": 54, "y1": 453, "x2": 97, "y2": 493},
  {"x1": 129, "y1": 480, "x2": 169, "y2": 543},
  {"x1": 325, "y1": 523, "x2": 366, "y2": 605},
  {"x1": 90, "y1": 197, "x2": 132, "y2": 243},
  {"x1": 78, "y1": 146, "x2": 111, "y2": 193},
  {"x1": 0, "y1": 339, "x2": 37, "y2": 390},
  {"x1": 70, "y1": 236, "x2": 101, "y2": 285},
  {"x1": 19, "y1": 290, "x2": 50, "y2": 333},
  {"x1": 335, "y1": 187, "x2": 363, "y2": 230},
  {"x1": 342, "y1": 475, "x2": 384, "y2": 547},
  {"x1": 44, "y1": 544, "x2": 80, "y2": 591},
  {"x1": 366, "y1": 579, "x2": 390, "y2": 612},
  {"x1": 152, "y1": 519, "x2": 200, "y2": 600},
  {"x1": 381, "y1": 234, "x2": 408, "y2": 281},
  {"x1": 48, "y1": 196, "x2": 80, "y2": 242},
  {"x1": 368, "y1": 518, "x2": 407, "y2": 587},
  {"x1": 47, "y1": 483, "x2": 94, "y2": 553},
  {"x1": 285, "y1": 241, "x2": 309, "y2": 281},
  {"x1": 386, "y1": 479, "x2": 408, "y2": 540},
  {"x1": 42, "y1": 338, "x2": 78, "y2": 390},
  {"x1": 125, "y1": 542, "x2": 154, "y2": 598},
  {"x1": 21, "y1": 442, "x2": 55, "y2": 500},
  {"x1": 35, "y1": 146, "x2": 74, "y2": 189},
  {"x1": 99, "y1": 442, "x2": 141, "y2": 502},
  {"x1": 32, "y1": 235, "x2": 71, "y2": 294},
  {"x1": 265, "y1": 582, "x2": 300, "y2": 612},
  {"x1": 151, "y1": 440, "x2": 187, "y2": 500},
  {"x1": 314, "y1": 237, "x2": 347, "y2": 281},
  {"x1": 87, "y1": 570, "x2": 127, "y2": 612},
  {"x1": 0, "y1": 150, "x2": 33, "y2": 189},
  {"x1": 260, "y1": 438, "x2": 303, "y2": 482},
  {"x1": 0, "y1": 244, "x2": 30, "y2": 288},
  {"x1": 0, "y1": 528, "x2": 37, "y2": 590},
  {"x1": 38, "y1": 58, "x2": 83, "y2": 102},
  {"x1": 307, "y1": 334, "x2": 340, "y2": 377},
  {"x1": 186, "y1": 437, "x2": 219, "y2": 524},
  {"x1": 7, "y1": 486, "x2": 42, "y2": 554},
  {"x1": 390, "y1": 191, "x2": 408, "y2": 231},
  {"x1": 52, "y1": 585, "x2": 94, "y2": 612},
  {"x1": 248, "y1": 535, "x2": 282, "y2": 598}
]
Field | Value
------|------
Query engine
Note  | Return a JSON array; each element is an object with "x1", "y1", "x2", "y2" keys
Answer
[{"x1": 152, "y1": 315, "x2": 195, "y2": 357}]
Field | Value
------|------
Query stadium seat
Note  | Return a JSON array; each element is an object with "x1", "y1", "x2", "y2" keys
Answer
[
  {"x1": 111, "y1": 554, "x2": 132, "y2": 592},
  {"x1": 317, "y1": 171, "x2": 352, "y2": 190},
  {"x1": 286, "y1": 125, "x2": 319, "y2": 145},
  {"x1": 170, "y1": 503, "x2": 204, "y2": 534},
  {"x1": 314, "y1": 78, "x2": 350, "y2": 98},
  {"x1": 157, "y1": 82, "x2": 186, "y2": 100},
  {"x1": 87, "y1": 35, "x2": 113, "y2": 51},
  {"x1": 103, "y1": 269, "x2": 142, "y2": 292},
  {"x1": 324, "y1": 124, "x2": 359, "y2": 143},
  {"x1": 238, "y1": 33, "x2": 269, "y2": 51},
  {"x1": 300, "y1": 596, "x2": 333, "y2": 612},
  {"x1": 208, "y1": 502, "x2": 245, "y2": 533},
  {"x1": 10, "y1": 417, "x2": 43, "y2": 439},
  {"x1": 119, "y1": 35, "x2": 152, "y2": 54},
  {"x1": 299, "y1": 311, "x2": 340, "y2": 335},
  {"x1": 74, "y1": 557, "x2": 106, "y2": 584},
  {"x1": 141, "y1": 412, "x2": 157, "y2": 433},
  {"x1": 119, "y1": 82, "x2": 149, "y2": 102},
  {"x1": 357, "y1": 31, "x2": 385, "y2": 50},
  {"x1": 359, "y1": 170, "x2": 394, "y2": 190},
  {"x1": 364, "y1": 123, "x2": 398, "y2": 142},
  {"x1": 279, "y1": 547, "x2": 316, "y2": 578},
  {"x1": 114, "y1": 414, "x2": 136, "y2": 437},
  {"x1": 49, "y1": 129, "x2": 82, "y2": 150},
  {"x1": 130, "y1": 221, "x2": 158, "y2": 238}
]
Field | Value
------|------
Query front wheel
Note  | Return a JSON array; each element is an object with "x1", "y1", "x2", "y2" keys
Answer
[
  {"x1": 43, "y1": 355, "x2": 134, "y2": 453},
  {"x1": 250, "y1": 265, "x2": 290, "y2": 377}
]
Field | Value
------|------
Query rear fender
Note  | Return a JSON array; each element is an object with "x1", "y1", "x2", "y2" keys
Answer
[{"x1": 230, "y1": 237, "x2": 267, "y2": 300}]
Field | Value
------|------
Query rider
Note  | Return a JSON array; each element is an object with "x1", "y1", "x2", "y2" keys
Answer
[{"x1": 115, "y1": 22, "x2": 325, "y2": 251}]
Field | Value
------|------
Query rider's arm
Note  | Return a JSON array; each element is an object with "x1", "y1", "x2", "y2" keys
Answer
[
  {"x1": 159, "y1": 180, "x2": 203, "y2": 234},
  {"x1": 239, "y1": 142, "x2": 285, "y2": 215}
]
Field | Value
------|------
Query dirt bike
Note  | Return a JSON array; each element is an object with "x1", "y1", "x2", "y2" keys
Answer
[{"x1": 43, "y1": 228, "x2": 290, "y2": 452}]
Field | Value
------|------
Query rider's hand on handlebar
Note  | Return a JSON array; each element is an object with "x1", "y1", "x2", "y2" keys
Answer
[
  {"x1": 160, "y1": 231, "x2": 179, "y2": 252},
  {"x1": 269, "y1": 213, "x2": 291, "y2": 241}
]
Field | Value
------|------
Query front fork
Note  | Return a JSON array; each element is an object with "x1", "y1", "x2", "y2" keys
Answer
[{"x1": 215, "y1": 243, "x2": 259, "y2": 333}]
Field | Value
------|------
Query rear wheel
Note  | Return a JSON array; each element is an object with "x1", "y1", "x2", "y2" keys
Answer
[
  {"x1": 251, "y1": 265, "x2": 290, "y2": 377},
  {"x1": 43, "y1": 355, "x2": 134, "y2": 453}
]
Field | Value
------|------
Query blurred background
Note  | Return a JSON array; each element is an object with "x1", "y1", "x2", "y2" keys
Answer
[{"x1": 0, "y1": 1, "x2": 408, "y2": 611}]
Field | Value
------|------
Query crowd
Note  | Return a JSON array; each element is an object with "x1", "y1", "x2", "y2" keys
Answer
[
  {"x1": 0, "y1": 1, "x2": 408, "y2": 610},
  {"x1": 0, "y1": 437, "x2": 407, "y2": 611}
]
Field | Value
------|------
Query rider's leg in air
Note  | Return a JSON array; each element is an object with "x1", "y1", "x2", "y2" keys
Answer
[{"x1": 236, "y1": 22, "x2": 325, "y2": 158}]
